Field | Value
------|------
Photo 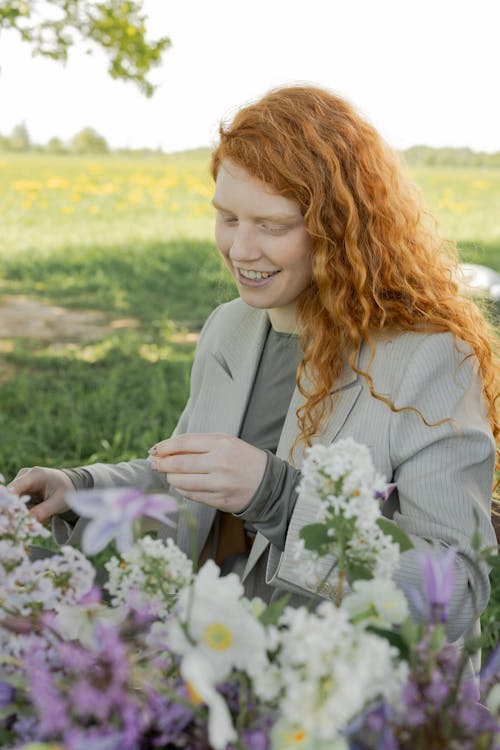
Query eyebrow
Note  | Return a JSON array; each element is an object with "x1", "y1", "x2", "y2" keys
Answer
[{"x1": 211, "y1": 199, "x2": 301, "y2": 222}]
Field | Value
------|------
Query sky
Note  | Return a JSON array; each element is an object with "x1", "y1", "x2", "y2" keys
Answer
[{"x1": 0, "y1": 0, "x2": 499, "y2": 154}]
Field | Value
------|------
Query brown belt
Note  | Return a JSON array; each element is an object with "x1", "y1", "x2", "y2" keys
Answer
[{"x1": 199, "y1": 511, "x2": 254, "y2": 568}]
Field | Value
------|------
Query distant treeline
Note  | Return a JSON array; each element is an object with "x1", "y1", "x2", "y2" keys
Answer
[
  {"x1": 402, "y1": 145, "x2": 500, "y2": 168},
  {"x1": 1, "y1": 122, "x2": 499, "y2": 166}
]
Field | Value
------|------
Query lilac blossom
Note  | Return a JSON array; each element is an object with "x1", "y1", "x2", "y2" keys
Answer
[
  {"x1": 146, "y1": 685, "x2": 195, "y2": 746},
  {"x1": 25, "y1": 642, "x2": 71, "y2": 737},
  {"x1": 480, "y1": 639, "x2": 500, "y2": 691},
  {"x1": 65, "y1": 487, "x2": 178, "y2": 554},
  {"x1": 0, "y1": 679, "x2": 14, "y2": 707},
  {"x1": 404, "y1": 546, "x2": 457, "y2": 623},
  {"x1": 374, "y1": 482, "x2": 397, "y2": 502}
]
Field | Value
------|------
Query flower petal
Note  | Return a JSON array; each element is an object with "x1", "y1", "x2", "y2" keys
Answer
[
  {"x1": 82, "y1": 518, "x2": 118, "y2": 555},
  {"x1": 181, "y1": 652, "x2": 236, "y2": 750}
]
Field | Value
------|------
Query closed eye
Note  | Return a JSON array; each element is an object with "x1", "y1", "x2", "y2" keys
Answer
[
  {"x1": 219, "y1": 213, "x2": 238, "y2": 224},
  {"x1": 260, "y1": 222, "x2": 291, "y2": 234}
]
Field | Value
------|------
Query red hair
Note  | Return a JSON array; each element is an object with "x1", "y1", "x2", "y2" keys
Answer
[{"x1": 210, "y1": 85, "x2": 499, "y2": 486}]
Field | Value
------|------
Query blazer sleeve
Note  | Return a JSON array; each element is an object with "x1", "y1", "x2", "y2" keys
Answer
[
  {"x1": 388, "y1": 334, "x2": 496, "y2": 641},
  {"x1": 52, "y1": 305, "x2": 224, "y2": 544}
]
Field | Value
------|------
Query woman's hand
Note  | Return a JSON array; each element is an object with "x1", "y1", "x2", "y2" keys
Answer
[
  {"x1": 149, "y1": 433, "x2": 267, "y2": 513},
  {"x1": 7, "y1": 467, "x2": 74, "y2": 522}
]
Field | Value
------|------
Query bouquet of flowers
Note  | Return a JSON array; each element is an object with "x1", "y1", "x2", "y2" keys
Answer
[{"x1": 0, "y1": 438, "x2": 498, "y2": 750}]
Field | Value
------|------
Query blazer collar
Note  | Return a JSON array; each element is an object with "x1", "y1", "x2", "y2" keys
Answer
[{"x1": 212, "y1": 306, "x2": 270, "y2": 383}]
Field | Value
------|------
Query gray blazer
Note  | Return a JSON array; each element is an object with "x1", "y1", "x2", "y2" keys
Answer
[{"x1": 55, "y1": 298, "x2": 496, "y2": 644}]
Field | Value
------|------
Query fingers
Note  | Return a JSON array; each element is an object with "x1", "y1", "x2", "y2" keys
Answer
[
  {"x1": 30, "y1": 494, "x2": 67, "y2": 524},
  {"x1": 150, "y1": 433, "x2": 225, "y2": 457},
  {"x1": 8, "y1": 467, "x2": 72, "y2": 522},
  {"x1": 165, "y1": 472, "x2": 217, "y2": 494},
  {"x1": 8, "y1": 466, "x2": 44, "y2": 496},
  {"x1": 151, "y1": 452, "x2": 212, "y2": 475}
]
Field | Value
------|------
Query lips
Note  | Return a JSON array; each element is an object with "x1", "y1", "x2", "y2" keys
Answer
[
  {"x1": 238, "y1": 268, "x2": 279, "y2": 280},
  {"x1": 236, "y1": 268, "x2": 280, "y2": 287}
]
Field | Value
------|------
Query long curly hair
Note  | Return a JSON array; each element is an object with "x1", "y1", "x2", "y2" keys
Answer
[{"x1": 210, "y1": 84, "x2": 499, "y2": 485}]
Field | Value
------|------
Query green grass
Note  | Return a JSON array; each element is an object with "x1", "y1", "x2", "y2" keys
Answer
[{"x1": 1, "y1": 152, "x2": 499, "y2": 657}]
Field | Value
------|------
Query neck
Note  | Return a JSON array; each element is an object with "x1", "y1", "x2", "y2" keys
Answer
[{"x1": 268, "y1": 304, "x2": 299, "y2": 333}]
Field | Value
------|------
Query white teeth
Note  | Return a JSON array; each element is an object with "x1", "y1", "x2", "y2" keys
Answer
[{"x1": 239, "y1": 269, "x2": 277, "y2": 280}]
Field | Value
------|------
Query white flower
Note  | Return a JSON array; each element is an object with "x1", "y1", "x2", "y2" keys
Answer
[
  {"x1": 342, "y1": 578, "x2": 409, "y2": 628},
  {"x1": 487, "y1": 683, "x2": 500, "y2": 715},
  {"x1": 268, "y1": 601, "x2": 408, "y2": 741},
  {"x1": 168, "y1": 560, "x2": 268, "y2": 682},
  {"x1": 270, "y1": 719, "x2": 348, "y2": 750},
  {"x1": 0, "y1": 484, "x2": 49, "y2": 545},
  {"x1": 104, "y1": 536, "x2": 192, "y2": 616},
  {"x1": 294, "y1": 439, "x2": 401, "y2": 590},
  {"x1": 1, "y1": 546, "x2": 95, "y2": 619},
  {"x1": 55, "y1": 602, "x2": 126, "y2": 647},
  {"x1": 181, "y1": 651, "x2": 236, "y2": 750}
]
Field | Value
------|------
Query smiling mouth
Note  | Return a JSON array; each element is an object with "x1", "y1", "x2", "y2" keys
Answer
[{"x1": 238, "y1": 269, "x2": 280, "y2": 280}]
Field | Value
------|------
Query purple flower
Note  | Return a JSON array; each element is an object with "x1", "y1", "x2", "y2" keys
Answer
[
  {"x1": 401, "y1": 680, "x2": 427, "y2": 727},
  {"x1": 240, "y1": 729, "x2": 270, "y2": 750},
  {"x1": 25, "y1": 644, "x2": 71, "y2": 737},
  {"x1": 375, "y1": 483, "x2": 397, "y2": 502},
  {"x1": 0, "y1": 679, "x2": 14, "y2": 707},
  {"x1": 64, "y1": 727, "x2": 128, "y2": 750},
  {"x1": 424, "y1": 668, "x2": 449, "y2": 706},
  {"x1": 480, "y1": 639, "x2": 500, "y2": 690},
  {"x1": 147, "y1": 685, "x2": 194, "y2": 745},
  {"x1": 404, "y1": 546, "x2": 456, "y2": 623},
  {"x1": 65, "y1": 487, "x2": 178, "y2": 554}
]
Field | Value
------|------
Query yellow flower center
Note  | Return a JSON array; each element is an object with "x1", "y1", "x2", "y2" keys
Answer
[
  {"x1": 282, "y1": 728, "x2": 307, "y2": 744},
  {"x1": 203, "y1": 622, "x2": 233, "y2": 651},
  {"x1": 186, "y1": 680, "x2": 203, "y2": 704}
]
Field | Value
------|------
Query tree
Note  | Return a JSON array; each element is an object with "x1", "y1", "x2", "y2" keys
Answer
[
  {"x1": 0, "y1": 0, "x2": 171, "y2": 96},
  {"x1": 71, "y1": 126, "x2": 108, "y2": 152},
  {"x1": 46, "y1": 135, "x2": 67, "y2": 152},
  {"x1": 9, "y1": 121, "x2": 30, "y2": 149}
]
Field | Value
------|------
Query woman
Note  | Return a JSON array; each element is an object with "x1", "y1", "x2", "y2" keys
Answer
[{"x1": 10, "y1": 85, "x2": 498, "y2": 651}]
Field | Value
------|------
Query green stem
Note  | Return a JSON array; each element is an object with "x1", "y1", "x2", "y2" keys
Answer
[{"x1": 307, "y1": 558, "x2": 339, "y2": 612}]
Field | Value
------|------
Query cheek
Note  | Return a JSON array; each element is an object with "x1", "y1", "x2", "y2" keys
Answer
[{"x1": 214, "y1": 226, "x2": 230, "y2": 258}]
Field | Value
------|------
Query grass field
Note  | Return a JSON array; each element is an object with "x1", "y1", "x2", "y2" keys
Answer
[{"x1": 0, "y1": 151, "x2": 499, "y2": 654}]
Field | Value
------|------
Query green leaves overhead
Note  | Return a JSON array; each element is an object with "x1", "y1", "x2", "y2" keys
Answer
[{"x1": 0, "y1": 0, "x2": 171, "y2": 96}]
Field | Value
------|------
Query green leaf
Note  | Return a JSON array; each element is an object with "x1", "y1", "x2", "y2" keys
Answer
[
  {"x1": 299, "y1": 523, "x2": 331, "y2": 552},
  {"x1": 366, "y1": 626, "x2": 411, "y2": 661},
  {"x1": 376, "y1": 518, "x2": 414, "y2": 552},
  {"x1": 428, "y1": 624, "x2": 446, "y2": 653},
  {"x1": 484, "y1": 553, "x2": 500, "y2": 569},
  {"x1": 259, "y1": 594, "x2": 291, "y2": 627},
  {"x1": 400, "y1": 617, "x2": 422, "y2": 646},
  {"x1": 345, "y1": 561, "x2": 373, "y2": 586},
  {"x1": 464, "y1": 635, "x2": 485, "y2": 655}
]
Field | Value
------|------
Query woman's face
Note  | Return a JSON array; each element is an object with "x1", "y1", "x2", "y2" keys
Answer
[{"x1": 213, "y1": 160, "x2": 313, "y2": 333}]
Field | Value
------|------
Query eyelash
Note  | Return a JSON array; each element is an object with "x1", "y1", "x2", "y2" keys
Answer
[{"x1": 221, "y1": 216, "x2": 288, "y2": 234}]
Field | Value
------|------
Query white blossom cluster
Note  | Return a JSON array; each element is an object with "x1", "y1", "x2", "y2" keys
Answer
[
  {"x1": 261, "y1": 601, "x2": 408, "y2": 744},
  {"x1": 105, "y1": 535, "x2": 193, "y2": 617},
  {"x1": 295, "y1": 438, "x2": 400, "y2": 587},
  {"x1": 0, "y1": 482, "x2": 94, "y2": 621},
  {"x1": 0, "y1": 478, "x2": 95, "y2": 676}
]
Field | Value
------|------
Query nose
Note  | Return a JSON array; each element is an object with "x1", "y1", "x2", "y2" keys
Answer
[{"x1": 228, "y1": 224, "x2": 261, "y2": 263}]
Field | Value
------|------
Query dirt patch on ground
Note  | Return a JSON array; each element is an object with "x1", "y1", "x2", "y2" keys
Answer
[{"x1": 0, "y1": 296, "x2": 139, "y2": 343}]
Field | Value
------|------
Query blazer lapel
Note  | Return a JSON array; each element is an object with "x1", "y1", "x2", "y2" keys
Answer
[
  {"x1": 175, "y1": 309, "x2": 270, "y2": 561},
  {"x1": 242, "y1": 348, "x2": 363, "y2": 583}
]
